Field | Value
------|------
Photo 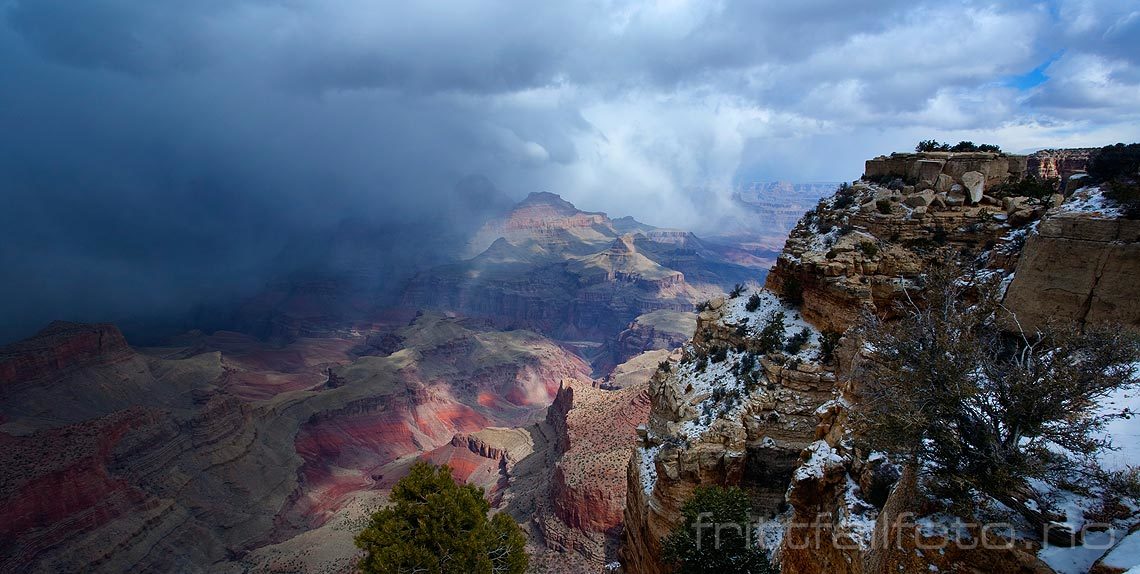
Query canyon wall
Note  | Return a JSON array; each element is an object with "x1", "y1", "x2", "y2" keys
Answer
[{"x1": 621, "y1": 150, "x2": 1134, "y2": 574}]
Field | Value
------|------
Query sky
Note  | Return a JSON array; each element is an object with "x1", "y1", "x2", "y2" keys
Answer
[{"x1": 1, "y1": 0, "x2": 1138, "y2": 343}]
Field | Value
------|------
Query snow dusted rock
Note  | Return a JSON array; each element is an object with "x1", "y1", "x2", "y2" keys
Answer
[
  {"x1": 621, "y1": 149, "x2": 1109, "y2": 574},
  {"x1": 1003, "y1": 187, "x2": 1140, "y2": 332}
]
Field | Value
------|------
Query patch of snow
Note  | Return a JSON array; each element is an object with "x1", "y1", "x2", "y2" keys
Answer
[
  {"x1": 1058, "y1": 186, "x2": 1123, "y2": 217},
  {"x1": 838, "y1": 476, "x2": 878, "y2": 550},
  {"x1": 756, "y1": 513, "x2": 787, "y2": 553},
  {"x1": 721, "y1": 289, "x2": 822, "y2": 362},
  {"x1": 638, "y1": 444, "x2": 662, "y2": 496},
  {"x1": 1102, "y1": 531, "x2": 1140, "y2": 571},
  {"x1": 915, "y1": 514, "x2": 973, "y2": 542},
  {"x1": 1095, "y1": 366, "x2": 1140, "y2": 472},
  {"x1": 998, "y1": 272, "x2": 1016, "y2": 298},
  {"x1": 667, "y1": 347, "x2": 752, "y2": 442},
  {"x1": 1039, "y1": 530, "x2": 1122, "y2": 574},
  {"x1": 793, "y1": 440, "x2": 844, "y2": 482}
]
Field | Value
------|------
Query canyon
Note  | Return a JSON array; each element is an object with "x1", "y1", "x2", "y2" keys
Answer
[
  {"x1": 0, "y1": 189, "x2": 767, "y2": 573},
  {"x1": 3, "y1": 147, "x2": 1138, "y2": 574}
]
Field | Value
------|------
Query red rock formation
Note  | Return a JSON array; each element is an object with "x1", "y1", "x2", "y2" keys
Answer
[
  {"x1": 530, "y1": 378, "x2": 652, "y2": 565},
  {"x1": 0, "y1": 322, "x2": 133, "y2": 389},
  {"x1": 1027, "y1": 148, "x2": 1094, "y2": 189},
  {"x1": 0, "y1": 408, "x2": 158, "y2": 571},
  {"x1": 0, "y1": 312, "x2": 593, "y2": 572}
]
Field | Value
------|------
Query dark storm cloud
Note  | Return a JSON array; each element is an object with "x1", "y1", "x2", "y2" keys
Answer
[
  {"x1": 5, "y1": 0, "x2": 226, "y2": 74},
  {"x1": 1, "y1": 0, "x2": 1137, "y2": 343}
]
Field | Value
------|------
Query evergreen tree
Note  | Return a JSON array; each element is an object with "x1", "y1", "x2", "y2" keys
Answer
[
  {"x1": 662, "y1": 486, "x2": 774, "y2": 574},
  {"x1": 356, "y1": 462, "x2": 528, "y2": 574},
  {"x1": 849, "y1": 258, "x2": 1140, "y2": 544}
]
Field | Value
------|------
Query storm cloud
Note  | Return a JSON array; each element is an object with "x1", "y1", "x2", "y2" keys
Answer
[{"x1": 1, "y1": 0, "x2": 1138, "y2": 343}]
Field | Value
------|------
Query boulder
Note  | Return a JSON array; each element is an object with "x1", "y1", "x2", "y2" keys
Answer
[
  {"x1": 1009, "y1": 207, "x2": 1044, "y2": 227},
  {"x1": 904, "y1": 190, "x2": 933, "y2": 208},
  {"x1": 929, "y1": 195, "x2": 947, "y2": 210},
  {"x1": 961, "y1": 171, "x2": 986, "y2": 203},
  {"x1": 945, "y1": 192, "x2": 966, "y2": 207},
  {"x1": 935, "y1": 173, "x2": 954, "y2": 193},
  {"x1": 1003, "y1": 196, "x2": 1028, "y2": 213}
]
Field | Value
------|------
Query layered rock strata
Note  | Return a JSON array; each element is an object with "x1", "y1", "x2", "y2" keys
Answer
[{"x1": 621, "y1": 149, "x2": 1132, "y2": 574}]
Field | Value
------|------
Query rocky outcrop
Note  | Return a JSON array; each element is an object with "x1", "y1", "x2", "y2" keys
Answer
[
  {"x1": 450, "y1": 428, "x2": 535, "y2": 464},
  {"x1": 622, "y1": 292, "x2": 829, "y2": 574},
  {"x1": 620, "y1": 148, "x2": 1123, "y2": 574},
  {"x1": 0, "y1": 322, "x2": 133, "y2": 390},
  {"x1": 534, "y1": 379, "x2": 652, "y2": 565},
  {"x1": 601, "y1": 310, "x2": 696, "y2": 372},
  {"x1": 765, "y1": 178, "x2": 1016, "y2": 333},
  {"x1": 1028, "y1": 148, "x2": 1094, "y2": 192},
  {"x1": 865, "y1": 151, "x2": 1028, "y2": 191},
  {"x1": 1004, "y1": 187, "x2": 1140, "y2": 331}
]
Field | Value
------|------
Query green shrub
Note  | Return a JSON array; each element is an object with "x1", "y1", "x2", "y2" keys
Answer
[
  {"x1": 876, "y1": 199, "x2": 893, "y2": 215},
  {"x1": 916, "y1": 140, "x2": 1000, "y2": 153},
  {"x1": 990, "y1": 174, "x2": 1057, "y2": 203},
  {"x1": 916, "y1": 139, "x2": 951, "y2": 152},
  {"x1": 848, "y1": 262, "x2": 1140, "y2": 544},
  {"x1": 1089, "y1": 143, "x2": 1140, "y2": 218},
  {"x1": 816, "y1": 331, "x2": 841, "y2": 364},
  {"x1": 1088, "y1": 143, "x2": 1140, "y2": 183},
  {"x1": 745, "y1": 293, "x2": 762, "y2": 313},
  {"x1": 1105, "y1": 181, "x2": 1140, "y2": 218},
  {"x1": 784, "y1": 328, "x2": 811, "y2": 354},
  {"x1": 356, "y1": 462, "x2": 527, "y2": 574},
  {"x1": 662, "y1": 487, "x2": 775, "y2": 574},
  {"x1": 833, "y1": 183, "x2": 857, "y2": 209},
  {"x1": 757, "y1": 311, "x2": 786, "y2": 354},
  {"x1": 729, "y1": 283, "x2": 746, "y2": 299},
  {"x1": 857, "y1": 241, "x2": 878, "y2": 257}
]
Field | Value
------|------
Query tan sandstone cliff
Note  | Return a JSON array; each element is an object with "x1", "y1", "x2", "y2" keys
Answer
[{"x1": 620, "y1": 149, "x2": 1137, "y2": 574}]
